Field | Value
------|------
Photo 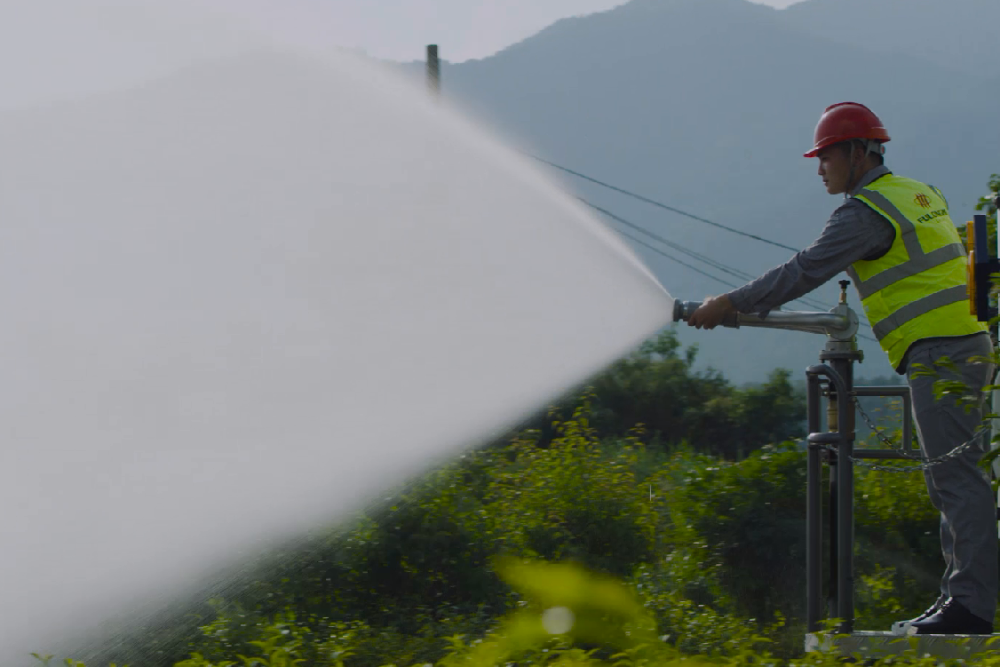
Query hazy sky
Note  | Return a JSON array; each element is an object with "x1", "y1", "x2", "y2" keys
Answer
[{"x1": 212, "y1": 0, "x2": 806, "y2": 63}]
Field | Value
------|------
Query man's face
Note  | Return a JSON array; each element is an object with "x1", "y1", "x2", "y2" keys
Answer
[{"x1": 816, "y1": 144, "x2": 854, "y2": 195}]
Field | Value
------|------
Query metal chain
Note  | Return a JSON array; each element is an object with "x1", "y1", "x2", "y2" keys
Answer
[
  {"x1": 841, "y1": 399, "x2": 989, "y2": 472},
  {"x1": 848, "y1": 459, "x2": 923, "y2": 473},
  {"x1": 817, "y1": 441, "x2": 987, "y2": 473},
  {"x1": 855, "y1": 400, "x2": 920, "y2": 459},
  {"x1": 848, "y1": 437, "x2": 987, "y2": 472}
]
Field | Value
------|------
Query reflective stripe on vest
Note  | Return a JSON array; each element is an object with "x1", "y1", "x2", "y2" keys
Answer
[
  {"x1": 853, "y1": 244, "x2": 966, "y2": 298},
  {"x1": 847, "y1": 173, "x2": 985, "y2": 369},
  {"x1": 869, "y1": 284, "x2": 969, "y2": 339}
]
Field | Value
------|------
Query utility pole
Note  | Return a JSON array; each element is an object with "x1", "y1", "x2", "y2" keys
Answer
[{"x1": 426, "y1": 44, "x2": 440, "y2": 96}]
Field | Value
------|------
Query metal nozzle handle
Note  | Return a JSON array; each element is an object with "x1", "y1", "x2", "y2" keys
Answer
[
  {"x1": 672, "y1": 300, "x2": 738, "y2": 327},
  {"x1": 673, "y1": 299, "x2": 856, "y2": 340}
]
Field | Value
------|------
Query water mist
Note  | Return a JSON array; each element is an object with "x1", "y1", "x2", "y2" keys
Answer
[{"x1": 0, "y1": 1, "x2": 673, "y2": 661}]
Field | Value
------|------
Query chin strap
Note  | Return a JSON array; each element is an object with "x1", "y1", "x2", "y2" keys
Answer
[{"x1": 844, "y1": 140, "x2": 885, "y2": 200}]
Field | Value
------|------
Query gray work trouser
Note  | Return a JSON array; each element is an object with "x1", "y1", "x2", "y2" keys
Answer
[{"x1": 905, "y1": 332, "x2": 997, "y2": 623}]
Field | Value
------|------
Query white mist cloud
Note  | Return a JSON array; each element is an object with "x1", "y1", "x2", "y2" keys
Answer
[{"x1": 0, "y1": 1, "x2": 671, "y2": 661}]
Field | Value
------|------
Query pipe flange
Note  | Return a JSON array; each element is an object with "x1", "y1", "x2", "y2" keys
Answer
[{"x1": 826, "y1": 304, "x2": 859, "y2": 341}]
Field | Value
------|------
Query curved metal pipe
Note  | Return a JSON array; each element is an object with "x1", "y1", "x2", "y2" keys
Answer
[{"x1": 673, "y1": 300, "x2": 858, "y2": 340}]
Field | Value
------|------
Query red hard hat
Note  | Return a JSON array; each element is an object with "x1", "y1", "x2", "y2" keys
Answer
[{"x1": 803, "y1": 102, "x2": 890, "y2": 158}]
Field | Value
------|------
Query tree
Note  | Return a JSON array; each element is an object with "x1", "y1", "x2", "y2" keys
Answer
[
  {"x1": 730, "y1": 369, "x2": 805, "y2": 459},
  {"x1": 974, "y1": 173, "x2": 999, "y2": 225},
  {"x1": 587, "y1": 328, "x2": 803, "y2": 458},
  {"x1": 960, "y1": 173, "x2": 999, "y2": 249}
]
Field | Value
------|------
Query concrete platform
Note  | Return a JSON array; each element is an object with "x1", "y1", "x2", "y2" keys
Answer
[{"x1": 806, "y1": 631, "x2": 1000, "y2": 660}]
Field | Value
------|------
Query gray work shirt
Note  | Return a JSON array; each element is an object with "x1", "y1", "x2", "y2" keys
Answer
[{"x1": 727, "y1": 165, "x2": 895, "y2": 314}]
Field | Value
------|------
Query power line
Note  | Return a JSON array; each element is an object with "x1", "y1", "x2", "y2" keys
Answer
[
  {"x1": 584, "y1": 199, "x2": 879, "y2": 343},
  {"x1": 531, "y1": 153, "x2": 800, "y2": 252},
  {"x1": 580, "y1": 199, "x2": 754, "y2": 283},
  {"x1": 534, "y1": 155, "x2": 869, "y2": 318},
  {"x1": 530, "y1": 153, "x2": 875, "y2": 337},
  {"x1": 582, "y1": 198, "x2": 833, "y2": 315},
  {"x1": 614, "y1": 228, "x2": 740, "y2": 290},
  {"x1": 615, "y1": 217, "x2": 878, "y2": 343}
]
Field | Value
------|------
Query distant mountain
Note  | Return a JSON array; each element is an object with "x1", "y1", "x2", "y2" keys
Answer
[{"x1": 402, "y1": 0, "x2": 1000, "y2": 382}]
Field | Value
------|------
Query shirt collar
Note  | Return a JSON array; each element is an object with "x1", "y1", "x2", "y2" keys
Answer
[{"x1": 850, "y1": 165, "x2": 891, "y2": 196}]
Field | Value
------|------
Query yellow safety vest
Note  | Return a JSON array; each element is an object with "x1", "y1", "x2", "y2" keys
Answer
[{"x1": 846, "y1": 173, "x2": 986, "y2": 370}]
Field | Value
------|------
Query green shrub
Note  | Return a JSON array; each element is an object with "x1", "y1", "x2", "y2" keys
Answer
[
  {"x1": 50, "y1": 391, "x2": 964, "y2": 667},
  {"x1": 658, "y1": 443, "x2": 808, "y2": 625},
  {"x1": 482, "y1": 398, "x2": 658, "y2": 577}
]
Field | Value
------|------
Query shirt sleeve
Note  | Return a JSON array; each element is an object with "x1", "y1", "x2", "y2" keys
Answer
[{"x1": 726, "y1": 200, "x2": 895, "y2": 314}]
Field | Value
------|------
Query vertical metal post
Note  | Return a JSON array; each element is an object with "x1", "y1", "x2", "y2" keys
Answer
[
  {"x1": 827, "y1": 400, "x2": 838, "y2": 620},
  {"x1": 805, "y1": 361, "x2": 857, "y2": 635},
  {"x1": 826, "y1": 362, "x2": 840, "y2": 622},
  {"x1": 806, "y1": 373, "x2": 823, "y2": 633},
  {"x1": 817, "y1": 282, "x2": 862, "y2": 634},
  {"x1": 830, "y1": 354, "x2": 855, "y2": 633},
  {"x1": 426, "y1": 44, "x2": 440, "y2": 96}
]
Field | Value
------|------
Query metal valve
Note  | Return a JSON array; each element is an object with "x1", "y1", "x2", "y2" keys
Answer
[{"x1": 839, "y1": 280, "x2": 850, "y2": 304}]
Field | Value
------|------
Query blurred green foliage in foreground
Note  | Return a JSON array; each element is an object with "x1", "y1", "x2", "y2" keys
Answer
[{"x1": 38, "y1": 322, "x2": 995, "y2": 667}]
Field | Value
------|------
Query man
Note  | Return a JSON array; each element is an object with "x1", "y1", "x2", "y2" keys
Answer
[{"x1": 688, "y1": 102, "x2": 997, "y2": 635}]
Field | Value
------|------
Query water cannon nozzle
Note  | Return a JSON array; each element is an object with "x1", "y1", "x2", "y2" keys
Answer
[{"x1": 673, "y1": 300, "x2": 701, "y2": 322}]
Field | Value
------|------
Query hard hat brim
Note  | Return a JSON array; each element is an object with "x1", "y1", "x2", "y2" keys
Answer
[{"x1": 803, "y1": 134, "x2": 890, "y2": 159}]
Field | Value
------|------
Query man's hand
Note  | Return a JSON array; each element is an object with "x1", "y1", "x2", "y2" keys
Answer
[{"x1": 687, "y1": 294, "x2": 736, "y2": 330}]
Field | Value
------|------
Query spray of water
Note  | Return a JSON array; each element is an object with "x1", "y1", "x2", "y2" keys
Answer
[{"x1": 0, "y1": 1, "x2": 673, "y2": 661}]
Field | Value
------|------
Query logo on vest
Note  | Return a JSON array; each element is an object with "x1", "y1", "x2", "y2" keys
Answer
[
  {"x1": 916, "y1": 208, "x2": 948, "y2": 224},
  {"x1": 914, "y1": 193, "x2": 933, "y2": 209}
]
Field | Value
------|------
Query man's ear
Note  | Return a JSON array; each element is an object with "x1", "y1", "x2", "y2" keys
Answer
[{"x1": 852, "y1": 144, "x2": 866, "y2": 165}]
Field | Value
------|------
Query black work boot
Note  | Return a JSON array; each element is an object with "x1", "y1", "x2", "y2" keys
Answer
[
  {"x1": 891, "y1": 595, "x2": 946, "y2": 635},
  {"x1": 907, "y1": 598, "x2": 993, "y2": 635}
]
